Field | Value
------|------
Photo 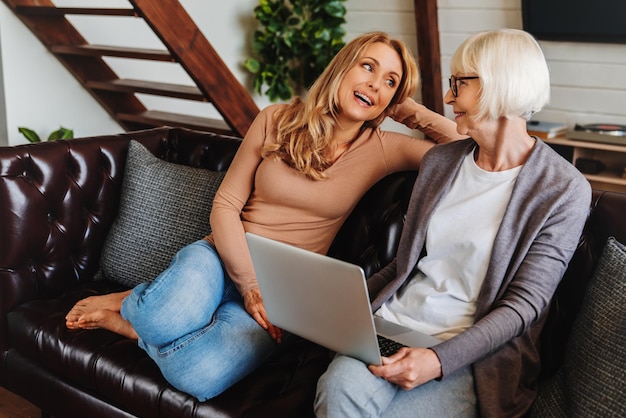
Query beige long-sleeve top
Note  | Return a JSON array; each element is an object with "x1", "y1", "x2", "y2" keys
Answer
[{"x1": 206, "y1": 103, "x2": 461, "y2": 296}]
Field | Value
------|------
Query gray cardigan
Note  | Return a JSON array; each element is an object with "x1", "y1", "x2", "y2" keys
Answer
[{"x1": 367, "y1": 139, "x2": 591, "y2": 417}]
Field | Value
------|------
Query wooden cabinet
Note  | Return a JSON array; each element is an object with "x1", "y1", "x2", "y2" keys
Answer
[{"x1": 544, "y1": 137, "x2": 626, "y2": 193}]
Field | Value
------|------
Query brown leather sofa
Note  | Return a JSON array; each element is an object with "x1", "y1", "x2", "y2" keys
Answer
[{"x1": 1, "y1": 127, "x2": 624, "y2": 417}]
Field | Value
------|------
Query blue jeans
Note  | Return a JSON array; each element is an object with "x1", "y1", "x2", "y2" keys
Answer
[
  {"x1": 315, "y1": 354, "x2": 478, "y2": 418},
  {"x1": 120, "y1": 240, "x2": 280, "y2": 401}
]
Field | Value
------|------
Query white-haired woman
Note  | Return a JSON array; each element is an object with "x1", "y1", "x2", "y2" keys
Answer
[{"x1": 315, "y1": 29, "x2": 591, "y2": 418}]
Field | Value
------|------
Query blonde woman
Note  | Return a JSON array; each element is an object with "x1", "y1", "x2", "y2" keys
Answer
[{"x1": 65, "y1": 32, "x2": 463, "y2": 401}]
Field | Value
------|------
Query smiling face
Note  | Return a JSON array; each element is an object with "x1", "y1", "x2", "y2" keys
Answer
[
  {"x1": 444, "y1": 73, "x2": 482, "y2": 136},
  {"x1": 336, "y1": 42, "x2": 403, "y2": 128}
]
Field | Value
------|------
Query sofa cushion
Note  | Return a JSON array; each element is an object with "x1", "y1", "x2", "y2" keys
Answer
[
  {"x1": 100, "y1": 140, "x2": 225, "y2": 287},
  {"x1": 6, "y1": 280, "x2": 330, "y2": 418},
  {"x1": 531, "y1": 236, "x2": 626, "y2": 417}
]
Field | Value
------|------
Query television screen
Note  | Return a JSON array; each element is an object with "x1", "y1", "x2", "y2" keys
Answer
[{"x1": 522, "y1": 0, "x2": 626, "y2": 44}]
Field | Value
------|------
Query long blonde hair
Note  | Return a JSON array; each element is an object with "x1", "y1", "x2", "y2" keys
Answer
[{"x1": 262, "y1": 32, "x2": 419, "y2": 180}]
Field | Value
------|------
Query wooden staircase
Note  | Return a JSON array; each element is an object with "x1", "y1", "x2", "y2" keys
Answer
[{"x1": 2, "y1": 0, "x2": 259, "y2": 137}]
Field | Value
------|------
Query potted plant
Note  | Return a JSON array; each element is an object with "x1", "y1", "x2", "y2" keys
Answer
[
  {"x1": 18, "y1": 126, "x2": 74, "y2": 143},
  {"x1": 244, "y1": 0, "x2": 347, "y2": 101}
]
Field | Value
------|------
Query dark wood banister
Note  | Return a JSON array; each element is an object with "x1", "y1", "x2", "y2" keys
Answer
[
  {"x1": 3, "y1": 0, "x2": 147, "y2": 131},
  {"x1": 3, "y1": 0, "x2": 259, "y2": 137},
  {"x1": 130, "y1": 0, "x2": 259, "y2": 137},
  {"x1": 6, "y1": 0, "x2": 435, "y2": 132},
  {"x1": 413, "y1": 0, "x2": 444, "y2": 115}
]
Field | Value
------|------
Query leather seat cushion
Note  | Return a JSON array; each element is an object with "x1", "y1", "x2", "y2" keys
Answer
[{"x1": 7, "y1": 280, "x2": 331, "y2": 417}]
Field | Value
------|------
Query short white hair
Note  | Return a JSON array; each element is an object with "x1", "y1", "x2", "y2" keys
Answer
[{"x1": 450, "y1": 29, "x2": 550, "y2": 121}]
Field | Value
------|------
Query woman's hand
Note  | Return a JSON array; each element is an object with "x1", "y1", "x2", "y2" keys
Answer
[
  {"x1": 388, "y1": 97, "x2": 424, "y2": 129},
  {"x1": 389, "y1": 98, "x2": 466, "y2": 144},
  {"x1": 243, "y1": 288, "x2": 283, "y2": 342},
  {"x1": 368, "y1": 347, "x2": 442, "y2": 390}
]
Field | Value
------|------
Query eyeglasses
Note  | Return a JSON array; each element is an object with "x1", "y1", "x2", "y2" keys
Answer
[{"x1": 449, "y1": 76, "x2": 479, "y2": 97}]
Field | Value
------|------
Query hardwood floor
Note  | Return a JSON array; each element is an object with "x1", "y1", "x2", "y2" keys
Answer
[{"x1": 0, "y1": 388, "x2": 40, "y2": 418}]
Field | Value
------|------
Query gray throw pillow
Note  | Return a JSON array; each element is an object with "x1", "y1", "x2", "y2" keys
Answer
[
  {"x1": 100, "y1": 140, "x2": 225, "y2": 287},
  {"x1": 531, "y1": 236, "x2": 626, "y2": 417}
]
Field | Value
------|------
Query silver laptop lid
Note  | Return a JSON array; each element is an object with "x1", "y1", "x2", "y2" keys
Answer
[{"x1": 246, "y1": 232, "x2": 382, "y2": 365}]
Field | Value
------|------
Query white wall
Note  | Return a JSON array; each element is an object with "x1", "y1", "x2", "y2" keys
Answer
[
  {"x1": 0, "y1": 2, "x2": 122, "y2": 145},
  {"x1": 437, "y1": 0, "x2": 626, "y2": 126},
  {"x1": 0, "y1": 25, "x2": 7, "y2": 146},
  {"x1": 1, "y1": 0, "x2": 626, "y2": 145},
  {"x1": 348, "y1": 0, "x2": 626, "y2": 126}
]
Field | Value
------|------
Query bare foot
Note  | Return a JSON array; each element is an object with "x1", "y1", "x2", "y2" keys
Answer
[
  {"x1": 75, "y1": 309, "x2": 139, "y2": 340},
  {"x1": 66, "y1": 291, "x2": 131, "y2": 329}
]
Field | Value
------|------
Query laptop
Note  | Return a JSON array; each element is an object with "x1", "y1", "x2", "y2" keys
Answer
[{"x1": 245, "y1": 232, "x2": 441, "y2": 365}]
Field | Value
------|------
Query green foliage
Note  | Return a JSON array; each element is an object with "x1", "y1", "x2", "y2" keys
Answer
[
  {"x1": 244, "y1": 0, "x2": 347, "y2": 101},
  {"x1": 18, "y1": 126, "x2": 74, "y2": 143}
]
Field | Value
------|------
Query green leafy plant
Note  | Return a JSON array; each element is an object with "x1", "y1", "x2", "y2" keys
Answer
[
  {"x1": 18, "y1": 126, "x2": 74, "y2": 143},
  {"x1": 244, "y1": 0, "x2": 347, "y2": 101}
]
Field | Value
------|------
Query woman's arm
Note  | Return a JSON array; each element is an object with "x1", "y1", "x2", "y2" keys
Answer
[
  {"x1": 209, "y1": 108, "x2": 271, "y2": 295},
  {"x1": 209, "y1": 105, "x2": 284, "y2": 341},
  {"x1": 432, "y1": 174, "x2": 591, "y2": 378},
  {"x1": 390, "y1": 97, "x2": 467, "y2": 143}
]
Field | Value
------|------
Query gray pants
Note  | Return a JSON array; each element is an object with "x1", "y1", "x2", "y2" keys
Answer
[{"x1": 315, "y1": 354, "x2": 478, "y2": 418}]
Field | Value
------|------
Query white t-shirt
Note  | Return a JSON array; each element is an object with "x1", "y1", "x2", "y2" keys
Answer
[{"x1": 375, "y1": 149, "x2": 522, "y2": 341}]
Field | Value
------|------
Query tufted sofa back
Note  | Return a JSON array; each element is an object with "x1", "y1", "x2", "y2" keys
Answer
[{"x1": 327, "y1": 170, "x2": 416, "y2": 276}]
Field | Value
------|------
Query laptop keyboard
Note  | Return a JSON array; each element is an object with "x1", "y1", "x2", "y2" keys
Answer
[{"x1": 377, "y1": 335, "x2": 407, "y2": 357}]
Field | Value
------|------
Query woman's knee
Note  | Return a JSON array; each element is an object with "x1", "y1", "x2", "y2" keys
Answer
[
  {"x1": 317, "y1": 355, "x2": 361, "y2": 393},
  {"x1": 147, "y1": 241, "x2": 224, "y2": 297},
  {"x1": 152, "y1": 312, "x2": 278, "y2": 401},
  {"x1": 315, "y1": 355, "x2": 382, "y2": 416},
  {"x1": 121, "y1": 241, "x2": 226, "y2": 335},
  {"x1": 172, "y1": 241, "x2": 224, "y2": 279}
]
